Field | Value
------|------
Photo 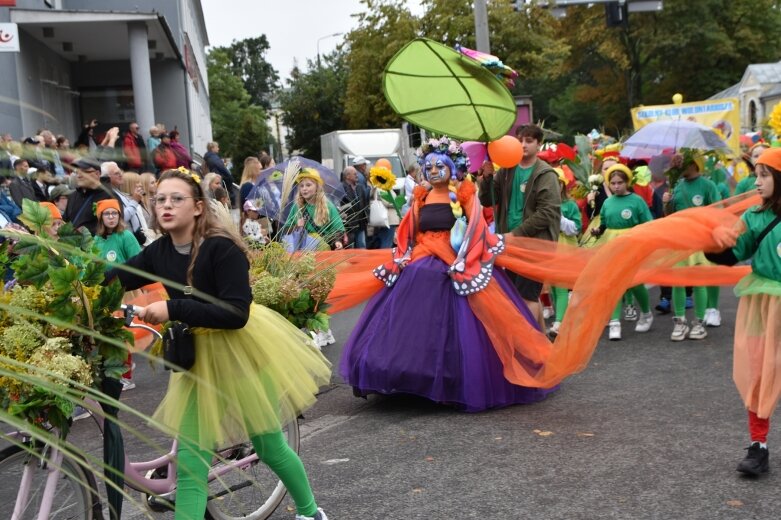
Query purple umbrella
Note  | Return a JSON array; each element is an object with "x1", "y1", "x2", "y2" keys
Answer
[{"x1": 248, "y1": 156, "x2": 345, "y2": 221}]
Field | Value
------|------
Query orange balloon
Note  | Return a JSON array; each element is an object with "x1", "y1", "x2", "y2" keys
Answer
[
  {"x1": 487, "y1": 135, "x2": 523, "y2": 168},
  {"x1": 374, "y1": 158, "x2": 392, "y2": 170}
]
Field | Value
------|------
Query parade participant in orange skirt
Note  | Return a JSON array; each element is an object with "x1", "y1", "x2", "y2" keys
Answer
[
  {"x1": 339, "y1": 148, "x2": 555, "y2": 411},
  {"x1": 708, "y1": 147, "x2": 781, "y2": 476}
]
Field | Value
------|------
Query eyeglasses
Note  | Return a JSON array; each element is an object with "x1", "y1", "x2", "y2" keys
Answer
[
  {"x1": 102, "y1": 211, "x2": 120, "y2": 218},
  {"x1": 151, "y1": 194, "x2": 197, "y2": 207}
]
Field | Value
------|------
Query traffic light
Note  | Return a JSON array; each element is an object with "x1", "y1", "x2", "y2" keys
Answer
[{"x1": 605, "y1": 1, "x2": 628, "y2": 27}]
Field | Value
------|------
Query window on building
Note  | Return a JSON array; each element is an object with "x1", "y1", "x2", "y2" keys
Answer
[{"x1": 749, "y1": 100, "x2": 758, "y2": 132}]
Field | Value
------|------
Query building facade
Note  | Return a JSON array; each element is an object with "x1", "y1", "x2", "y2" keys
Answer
[
  {"x1": 711, "y1": 62, "x2": 781, "y2": 135},
  {"x1": 0, "y1": 0, "x2": 211, "y2": 157}
]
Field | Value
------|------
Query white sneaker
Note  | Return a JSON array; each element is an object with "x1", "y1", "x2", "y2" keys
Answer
[
  {"x1": 120, "y1": 378, "x2": 136, "y2": 392},
  {"x1": 704, "y1": 308, "x2": 721, "y2": 327},
  {"x1": 635, "y1": 312, "x2": 654, "y2": 333},
  {"x1": 623, "y1": 304, "x2": 638, "y2": 321},
  {"x1": 688, "y1": 319, "x2": 708, "y2": 340},
  {"x1": 543, "y1": 306, "x2": 554, "y2": 320},
  {"x1": 548, "y1": 321, "x2": 561, "y2": 338},
  {"x1": 296, "y1": 508, "x2": 328, "y2": 520},
  {"x1": 671, "y1": 317, "x2": 689, "y2": 342},
  {"x1": 608, "y1": 320, "x2": 621, "y2": 341},
  {"x1": 308, "y1": 331, "x2": 321, "y2": 350},
  {"x1": 324, "y1": 329, "x2": 336, "y2": 345},
  {"x1": 315, "y1": 331, "x2": 328, "y2": 348}
]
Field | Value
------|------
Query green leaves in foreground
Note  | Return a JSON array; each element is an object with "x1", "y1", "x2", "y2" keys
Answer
[{"x1": 1, "y1": 203, "x2": 132, "y2": 435}]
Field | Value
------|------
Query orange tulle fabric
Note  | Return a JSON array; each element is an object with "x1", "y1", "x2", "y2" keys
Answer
[
  {"x1": 733, "y1": 292, "x2": 781, "y2": 419},
  {"x1": 321, "y1": 189, "x2": 762, "y2": 388},
  {"x1": 121, "y1": 282, "x2": 168, "y2": 347}
]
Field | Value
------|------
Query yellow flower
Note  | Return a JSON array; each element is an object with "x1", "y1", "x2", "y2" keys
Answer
[
  {"x1": 176, "y1": 166, "x2": 201, "y2": 185},
  {"x1": 369, "y1": 166, "x2": 396, "y2": 191}
]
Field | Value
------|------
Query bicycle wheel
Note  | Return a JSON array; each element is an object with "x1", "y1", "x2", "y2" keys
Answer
[
  {"x1": 0, "y1": 443, "x2": 99, "y2": 519},
  {"x1": 205, "y1": 418, "x2": 301, "y2": 520}
]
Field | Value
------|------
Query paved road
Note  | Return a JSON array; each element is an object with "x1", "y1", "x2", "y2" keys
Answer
[{"x1": 64, "y1": 287, "x2": 780, "y2": 519}]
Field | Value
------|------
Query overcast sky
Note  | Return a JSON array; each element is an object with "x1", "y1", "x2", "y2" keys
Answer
[{"x1": 200, "y1": 0, "x2": 425, "y2": 82}]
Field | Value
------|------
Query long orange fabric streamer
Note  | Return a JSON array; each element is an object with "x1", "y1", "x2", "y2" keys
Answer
[{"x1": 320, "y1": 193, "x2": 761, "y2": 388}]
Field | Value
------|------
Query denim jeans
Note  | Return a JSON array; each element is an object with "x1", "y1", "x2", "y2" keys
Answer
[
  {"x1": 376, "y1": 225, "x2": 397, "y2": 249},
  {"x1": 350, "y1": 229, "x2": 367, "y2": 249}
]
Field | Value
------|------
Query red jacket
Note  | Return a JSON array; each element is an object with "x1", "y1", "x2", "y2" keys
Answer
[
  {"x1": 123, "y1": 132, "x2": 144, "y2": 170},
  {"x1": 153, "y1": 144, "x2": 177, "y2": 171}
]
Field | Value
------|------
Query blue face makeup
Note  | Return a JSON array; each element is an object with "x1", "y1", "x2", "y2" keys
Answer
[{"x1": 424, "y1": 153, "x2": 456, "y2": 182}]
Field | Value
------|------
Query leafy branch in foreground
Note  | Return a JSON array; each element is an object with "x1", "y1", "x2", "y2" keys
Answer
[{"x1": 0, "y1": 200, "x2": 131, "y2": 436}]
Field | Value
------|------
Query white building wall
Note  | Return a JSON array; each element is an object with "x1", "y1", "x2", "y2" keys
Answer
[
  {"x1": 177, "y1": 0, "x2": 212, "y2": 157},
  {"x1": 15, "y1": 31, "x2": 77, "y2": 138}
]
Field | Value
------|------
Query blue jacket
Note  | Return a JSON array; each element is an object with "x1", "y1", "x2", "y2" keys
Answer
[{"x1": 0, "y1": 191, "x2": 21, "y2": 222}]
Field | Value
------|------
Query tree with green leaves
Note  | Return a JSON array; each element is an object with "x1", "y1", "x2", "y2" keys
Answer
[
  {"x1": 278, "y1": 49, "x2": 349, "y2": 160},
  {"x1": 343, "y1": 0, "x2": 420, "y2": 129},
  {"x1": 232, "y1": 105, "x2": 271, "y2": 172},
  {"x1": 546, "y1": 0, "x2": 781, "y2": 135},
  {"x1": 207, "y1": 47, "x2": 272, "y2": 180},
  {"x1": 220, "y1": 36, "x2": 279, "y2": 110}
]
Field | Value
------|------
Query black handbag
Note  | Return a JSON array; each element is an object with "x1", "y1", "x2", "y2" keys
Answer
[{"x1": 163, "y1": 322, "x2": 195, "y2": 372}]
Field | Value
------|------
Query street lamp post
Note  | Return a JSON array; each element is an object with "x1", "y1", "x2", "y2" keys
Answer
[{"x1": 317, "y1": 32, "x2": 344, "y2": 68}]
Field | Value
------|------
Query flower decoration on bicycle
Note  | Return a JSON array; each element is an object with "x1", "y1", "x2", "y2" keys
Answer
[{"x1": 0, "y1": 200, "x2": 132, "y2": 436}]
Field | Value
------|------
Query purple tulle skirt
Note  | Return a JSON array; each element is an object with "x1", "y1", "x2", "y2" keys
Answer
[{"x1": 340, "y1": 255, "x2": 558, "y2": 412}]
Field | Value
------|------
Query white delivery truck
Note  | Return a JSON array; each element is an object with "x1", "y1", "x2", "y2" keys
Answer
[{"x1": 320, "y1": 128, "x2": 415, "y2": 181}]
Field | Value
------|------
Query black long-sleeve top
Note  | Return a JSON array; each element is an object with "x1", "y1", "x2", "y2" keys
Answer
[{"x1": 109, "y1": 235, "x2": 251, "y2": 329}]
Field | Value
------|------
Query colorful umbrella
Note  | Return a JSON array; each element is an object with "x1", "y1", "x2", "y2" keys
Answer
[
  {"x1": 248, "y1": 157, "x2": 345, "y2": 221},
  {"x1": 382, "y1": 38, "x2": 517, "y2": 142},
  {"x1": 622, "y1": 119, "x2": 729, "y2": 160}
]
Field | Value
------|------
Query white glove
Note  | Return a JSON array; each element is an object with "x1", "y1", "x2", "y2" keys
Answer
[{"x1": 560, "y1": 215, "x2": 578, "y2": 237}]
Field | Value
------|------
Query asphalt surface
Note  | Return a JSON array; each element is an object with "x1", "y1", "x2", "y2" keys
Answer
[{"x1": 58, "y1": 287, "x2": 781, "y2": 519}]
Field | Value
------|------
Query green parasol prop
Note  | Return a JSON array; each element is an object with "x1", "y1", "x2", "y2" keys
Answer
[{"x1": 382, "y1": 38, "x2": 517, "y2": 142}]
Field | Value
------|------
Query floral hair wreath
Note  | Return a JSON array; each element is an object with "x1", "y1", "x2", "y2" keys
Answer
[
  {"x1": 176, "y1": 166, "x2": 202, "y2": 185},
  {"x1": 416, "y1": 136, "x2": 471, "y2": 174}
]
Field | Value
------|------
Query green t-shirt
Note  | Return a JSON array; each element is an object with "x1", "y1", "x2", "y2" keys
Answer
[
  {"x1": 600, "y1": 193, "x2": 653, "y2": 230},
  {"x1": 716, "y1": 182, "x2": 731, "y2": 200},
  {"x1": 93, "y1": 230, "x2": 142, "y2": 264},
  {"x1": 285, "y1": 201, "x2": 346, "y2": 235},
  {"x1": 732, "y1": 206, "x2": 781, "y2": 282},
  {"x1": 670, "y1": 176, "x2": 721, "y2": 212},
  {"x1": 734, "y1": 175, "x2": 756, "y2": 196},
  {"x1": 507, "y1": 165, "x2": 533, "y2": 231},
  {"x1": 561, "y1": 199, "x2": 582, "y2": 231}
]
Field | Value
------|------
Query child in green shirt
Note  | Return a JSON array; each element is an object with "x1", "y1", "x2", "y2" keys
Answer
[
  {"x1": 662, "y1": 155, "x2": 722, "y2": 341},
  {"x1": 590, "y1": 164, "x2": 654, "y2": 341},
  {"x1": 708, "y1": 147, "x2": 781, "y2": 476}
]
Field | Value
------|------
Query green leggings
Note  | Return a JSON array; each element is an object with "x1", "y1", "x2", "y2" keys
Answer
[
  {"x1": 551, "y1": 286, "x2": 570, "y2": 322},
  {"x1": 672, "y1": 286, "x2": 706, "y2": 319},
  {"x1": 175, "y1": 400, "x2": 318, "y2": 519},
  {"x1": 611, "y1": 285, "x2": 650, "y2": 321},
  {"x1": 707, "y1": 286, "x2": 720, "y2": 308}
]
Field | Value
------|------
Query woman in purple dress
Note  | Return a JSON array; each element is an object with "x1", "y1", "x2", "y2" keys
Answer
[{"x1": 339, "y1": 145, "x2": 557, "y2": 412}]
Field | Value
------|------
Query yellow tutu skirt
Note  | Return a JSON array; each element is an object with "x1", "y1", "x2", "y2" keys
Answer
[
  {"x1": 733, "y1": 278, "x2": 781, "y2": 419},
  {"x1": 579, "y1": 215, "x2": 602, "y2": 248},
  {"x1": 153, "y1": 304, "x2": 332, "y2": 448},
  {"x1": 599, "y1": 226, "x2": 632, "y2": 244}
]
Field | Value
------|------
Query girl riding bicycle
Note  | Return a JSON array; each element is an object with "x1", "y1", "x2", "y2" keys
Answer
[{"x1": 108, "y1": 167, "x2": 331, "y2": 520}]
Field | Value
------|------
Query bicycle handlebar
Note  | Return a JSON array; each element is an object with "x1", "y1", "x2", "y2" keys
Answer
[{"x1": 120, "y1": 304, "x2": 163, "y2": 340}]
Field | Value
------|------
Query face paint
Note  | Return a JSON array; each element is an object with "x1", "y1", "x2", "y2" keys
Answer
[{"x1": 424, "y1": 152, "x2": 456, "y2": 184}]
